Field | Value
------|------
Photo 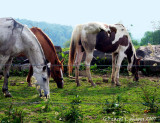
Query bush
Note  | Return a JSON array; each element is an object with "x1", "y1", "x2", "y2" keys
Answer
[
  {"x1": 57, "y1": 95, "x2": 83, "y2": 122},
  {"x1": 61, "y1": 52, "x2": 69, "y2": 76},
  {"x1": 102, "y1": 95, "x2": 128, "y2": 117},
  {"x1": 141, "y1": 87, "x2": 159, "y2": 113}
]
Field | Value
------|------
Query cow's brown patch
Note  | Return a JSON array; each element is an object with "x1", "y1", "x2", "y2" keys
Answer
[
  {"x1": 124, "y1": 43, "x2": 133, "y2": 63},
  {"x1": 95, "y1": 30, "x2": 116, "y2": 53},
  {"x1": 95, "y1": 30, "x2": 129, "y2": 53},
  {"x1": 119, "y1": 35, "x2": 128, "y2": 46},
  {"x1": 109, "y1": 26, "x2": 117, "y2": 33}
]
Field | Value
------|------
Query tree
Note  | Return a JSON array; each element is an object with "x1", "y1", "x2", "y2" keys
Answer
[
  {"x1": 140, "y1": 31, "x2": 153, "y2": 46},
  {"x1": 132, "y1": 40, "x2": 139, "y2": 46},
  {"x1": 140, "y1": 21, "x2": 160, "y2": 46},
  {"x1": 140, "y1": 30, "x2": 160, "y2": 46}
]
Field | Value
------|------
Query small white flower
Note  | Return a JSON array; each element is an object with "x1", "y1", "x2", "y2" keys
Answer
[
  {"x1": 112, "y1": 112, "x2": 116, "y2": 115},
  {"x1": 55, "y1": 112, "x2": 59, "y2": 115},
  {"x1": 59, "y1": 118, "x2": 62, "y2": 121},
  {"x1": 115, "y1": 103, "x2": 119, "y2": 107},
  {"x1": 41, "y1": 106, "x2": 45, "y2": 109}
]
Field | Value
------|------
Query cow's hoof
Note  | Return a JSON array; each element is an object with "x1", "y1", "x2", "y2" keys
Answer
[
  {"x1": 116, "y1": 83, "x2": 121, "y2": 86},
  {"x1": 4, "y1": 92, "x2": 12, "y2": 98}
]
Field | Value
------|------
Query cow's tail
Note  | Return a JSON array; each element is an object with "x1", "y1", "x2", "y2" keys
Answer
[{"x1": 68, "y1": 25, "x2": 82, "y2": 76}]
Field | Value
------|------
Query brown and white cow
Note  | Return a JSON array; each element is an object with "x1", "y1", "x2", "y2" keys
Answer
[{"x1": 68, "y1": 22, "x2": 140, "y2": 86}]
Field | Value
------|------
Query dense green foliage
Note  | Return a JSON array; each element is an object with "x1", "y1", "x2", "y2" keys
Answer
[
  {"x1": 132, "y1": 40, "x2": 139, "y2": 46},
  {"x1": 140, "y1": 30, "x2": 160, "y2": 46},
  {"x1": 16, "y1": 18, "x2": 73, "y2": 47}
]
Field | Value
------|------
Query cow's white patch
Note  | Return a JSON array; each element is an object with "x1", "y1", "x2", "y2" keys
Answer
[{"x1": 60, "y1": 68, "x2": 64, "y2": 84}]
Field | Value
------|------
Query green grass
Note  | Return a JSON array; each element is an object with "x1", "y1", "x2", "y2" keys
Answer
[
  {"x1": 134, "y1": 45, "x2": 140, "y2": 50},
  {"x1": 0, "y1": 74, "x2": 160, "y2": 122}
]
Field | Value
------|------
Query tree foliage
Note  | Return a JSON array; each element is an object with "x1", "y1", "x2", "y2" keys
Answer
[
  {"x1": 132, "y1": 40, "x2": 139, "y2": 46},
  {"x1": 140, "y1": 30, "x2": 160, "y2": 46},
  {"x1": 16, "y1": 18, "x2": 73, "y2": 47}
]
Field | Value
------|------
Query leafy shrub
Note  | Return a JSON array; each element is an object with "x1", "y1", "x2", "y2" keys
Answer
[
  {"x1": 79, "y1": 63, "x2": 86, "y2": 71},
  {"x1": 102, "y1": 95, "x2": 128, "y2": 117},
  {"x1": 61, "y1": 52, "x2": 69, "y2": 76},
  {"x1": 58, "y1": 95, "x2": 83, "y2": 122},
  {"x1": 141, "y1": 87, "x2": 159, "y2": 113},
  {"x1": 90, "y1": 63, "x2": 97, "y2": 72},
  {"x1": 42, "y1": 99, "x2": 52, "y2": 112}
]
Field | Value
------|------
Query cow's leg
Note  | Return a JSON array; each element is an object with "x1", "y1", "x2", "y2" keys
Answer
[
  {"x1": 114, "y1": 53, "x2": 125, "y2": 86},
  {"x1": 75, "y1": 46, "x2": 84, "y2": 86},
  {"x1": 26, "y1": 66, "x2": 33, "y2": 87},
  {"x1": 2, "y1": 57, "x2": 13, "y2": 97},
  {"x1": 80, "y1": 32, "x2": 96, "y2": 86},
  {"x1": 85, "y1": 52, "x2": 96, "y2": 86},
  {"x1": 111, "y1": 53, "x2": 118, "y2": 83}
]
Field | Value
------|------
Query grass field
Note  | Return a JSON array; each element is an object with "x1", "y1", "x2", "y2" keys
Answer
[{"x1": 0, "y1": 74, "x2": 160, "y2": 122}]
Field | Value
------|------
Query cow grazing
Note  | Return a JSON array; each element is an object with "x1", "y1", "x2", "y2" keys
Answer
[{"x1": 68, "y1": 22, "x2": 140, "y2": 86}]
